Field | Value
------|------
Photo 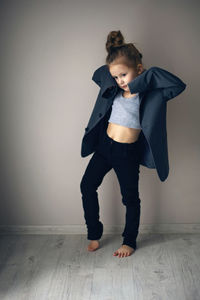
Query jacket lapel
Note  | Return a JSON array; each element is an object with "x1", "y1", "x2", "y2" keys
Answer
[{"x1": 139, "y1": 91, "x2": 145, "y2": 105}]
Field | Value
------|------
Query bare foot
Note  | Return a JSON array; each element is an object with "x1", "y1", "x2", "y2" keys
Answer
[
  {"x1": 113, "y1": 244, "x2": 135, "y2": 257},
  {"x1": 87, "y1": 240, "x2": 100, "y2": 251}
]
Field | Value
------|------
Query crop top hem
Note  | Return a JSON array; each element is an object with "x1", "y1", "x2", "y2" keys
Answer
[{"x1": 108, "y1": 120, "x2": 141, "y2": 129}]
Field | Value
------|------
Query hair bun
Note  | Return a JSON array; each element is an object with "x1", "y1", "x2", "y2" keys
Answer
[
  {"x1": 106, "y1": 30, "x2": 125, "y2": 53},
  {"x1": 105, "y1": 30, "x2": 143, "y2": 67}
]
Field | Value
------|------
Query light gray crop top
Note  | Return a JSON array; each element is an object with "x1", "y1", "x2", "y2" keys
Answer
[{"x1": 108, "y1": 90, "x2": 142, "y2": 129}]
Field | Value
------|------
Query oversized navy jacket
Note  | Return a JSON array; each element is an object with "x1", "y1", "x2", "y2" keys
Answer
[{"x1": 80, "y1": 65, "x2": 187, "y2": 182}]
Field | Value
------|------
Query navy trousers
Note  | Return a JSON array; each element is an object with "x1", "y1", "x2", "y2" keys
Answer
[{"x1": 80, "y1": 126, "x2": 141, "y2": 250}]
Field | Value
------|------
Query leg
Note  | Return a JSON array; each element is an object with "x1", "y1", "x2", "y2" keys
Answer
[
  {"x1": 112, "y1": 147, "x2": 141, "y2": 250},
  {"x1": 80, "y1": 151, "x2": 112, "y2": 240}
]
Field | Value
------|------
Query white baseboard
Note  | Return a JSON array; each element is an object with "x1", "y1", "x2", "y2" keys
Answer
[{"x1": 0, "y1": 223, "x2": 200, "y2": 235}]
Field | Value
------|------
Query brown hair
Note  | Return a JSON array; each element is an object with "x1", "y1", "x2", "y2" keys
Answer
[{"x1": 105, "y1": 30, "x2": 143, "y2": 70}]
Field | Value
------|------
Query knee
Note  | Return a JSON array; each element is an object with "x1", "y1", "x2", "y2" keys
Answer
[
  {"x1": 80, "y1": 176, "x2": 87, "y2": 194},
  {"x1": 80, "y1": 175, "x2": 96, "y2": 195}
]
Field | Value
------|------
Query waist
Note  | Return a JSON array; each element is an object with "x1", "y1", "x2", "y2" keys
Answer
[
  {"x1": 104, "y1": 129, "x2": 139, "y2": 148},
  {"x1": 106, "y1": 122, "x2": 141, "y2": 143}
]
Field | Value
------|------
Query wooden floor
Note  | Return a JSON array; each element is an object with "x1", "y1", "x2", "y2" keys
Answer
[{"x1": 0, "y1": 233, "x2": 200, "y2": 300}]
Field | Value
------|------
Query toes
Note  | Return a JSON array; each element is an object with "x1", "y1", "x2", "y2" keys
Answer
[
  {"x1": 113, "y1": 249, "x2": 132, "y2": 257},
  {"x1": 119, "y1": 252, "x2": 129, "y2": 257}
]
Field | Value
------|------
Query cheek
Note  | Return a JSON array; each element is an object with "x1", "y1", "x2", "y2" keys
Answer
[
  {"x1": 127, "y1": 76, "x2": 132, "y2": 83},
  {"x1": 129, "y1": 74, "x2": 136, "y2": 81}
]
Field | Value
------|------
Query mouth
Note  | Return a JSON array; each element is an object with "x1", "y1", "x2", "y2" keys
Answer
[{"x1": 121, "y1": 85, "x2": 127, "y2": 88}]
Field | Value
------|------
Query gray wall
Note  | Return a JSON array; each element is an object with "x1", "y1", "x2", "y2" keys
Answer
[{"x1": 0, "y1": 0, "x2": 199, "y2": 227}]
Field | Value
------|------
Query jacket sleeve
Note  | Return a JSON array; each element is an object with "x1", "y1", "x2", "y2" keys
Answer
[{"x1": 127, "y1": 66, "x2": 187, "y2": 102}]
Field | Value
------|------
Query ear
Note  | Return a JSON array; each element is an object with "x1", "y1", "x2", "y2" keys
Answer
[{"x1": 137, "y1": 64, "x2": 145, "y2": 75}]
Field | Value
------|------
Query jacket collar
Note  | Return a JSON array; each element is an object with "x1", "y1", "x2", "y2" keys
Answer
[{"x1": 92, "y1": 64, "x2": 118, "y2": 98}]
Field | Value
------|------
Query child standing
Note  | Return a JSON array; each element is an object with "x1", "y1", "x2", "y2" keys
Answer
[{"x1": 80, "y1": 30, "x2": 186, "y2": 258}]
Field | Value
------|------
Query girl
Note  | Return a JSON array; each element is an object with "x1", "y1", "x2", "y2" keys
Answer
[{"x1": 80, "y1": 30, "x2": 185, "y2": 258}]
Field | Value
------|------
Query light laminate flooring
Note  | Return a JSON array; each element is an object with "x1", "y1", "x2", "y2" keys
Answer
[{"x1": 0, "y1": 233, "x2": 200, "y2": 300}]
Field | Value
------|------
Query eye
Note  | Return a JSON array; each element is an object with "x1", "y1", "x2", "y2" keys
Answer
[{"x1": 113, "y1": 74, "x2": 127, "y2": 79}]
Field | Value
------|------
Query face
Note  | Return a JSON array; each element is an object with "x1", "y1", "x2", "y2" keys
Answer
[{"x1": 109, "y1": 63, "x2": 144, "y2": 91}]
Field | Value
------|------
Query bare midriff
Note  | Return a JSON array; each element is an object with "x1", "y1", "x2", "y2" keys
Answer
[{"x1": 106, "y1": 122, "x2": 141, "y2": 143}]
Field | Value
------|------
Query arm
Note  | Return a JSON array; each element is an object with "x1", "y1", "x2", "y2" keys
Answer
[{"x1": 127, "y1": 66, "x2": 187, "y2": 102}]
